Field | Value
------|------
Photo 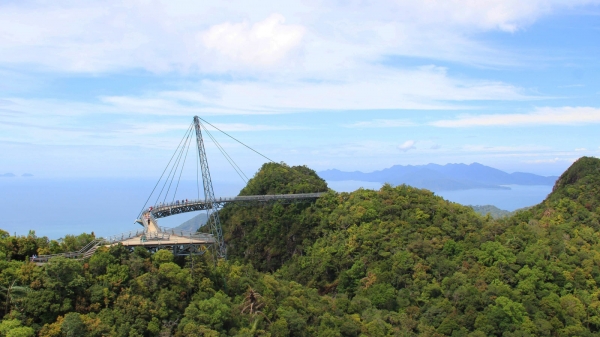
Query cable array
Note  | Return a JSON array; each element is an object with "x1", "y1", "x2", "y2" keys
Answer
[
  {"x1": 138, "y1": 115, "x2": 321, "y2": 223},
  {"x1": 137, "y1": 122, "x2": 194, "y2": 218},
  {"x1": 199, "y1": 122, "x2": 248, "y2": 183}
]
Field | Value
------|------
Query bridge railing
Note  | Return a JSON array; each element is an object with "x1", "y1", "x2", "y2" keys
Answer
[
  {"x1": 31, "y1": 227, "x2": 216, "y2": 263},
  {"x1": 105, "y1": 229, "x2": 148, "y2": 244},
  {"x1": 104, "y1": 227, "x2": 214, "y2": 244},
  {"x1": 31, "y1": 239, "x2": 104, "y2": 263},
  {"x1": 160, "y1": 227, "x2": 214, "y2": 240},
  {"x1": 30, "y1": 251, "x2": 83, "y2": 263},
  {"x1": 149, "y1": 193, "x2": 326, "y2": 218}
]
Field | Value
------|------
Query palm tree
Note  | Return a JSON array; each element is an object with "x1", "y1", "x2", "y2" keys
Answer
[
  {"x1": 241, "y1": 288, "x2": 270, "y2": 323},
  {"x1": 0, "y1": 279, "x2": 31, "y2": 314}
]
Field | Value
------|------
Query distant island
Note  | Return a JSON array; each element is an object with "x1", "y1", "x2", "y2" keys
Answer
[
  {"x1": 319, "y1": 162, "x2": 557, "y2": 191},
  {"x1": 0, "y1": 173, "x2": 33, "y2": 177}
]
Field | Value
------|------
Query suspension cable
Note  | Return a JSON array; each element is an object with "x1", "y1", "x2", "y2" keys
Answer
[
  {"x1": 171, "y1": 127, "x2": 194, "y2": 203},
  {"x1": 196, "y1": 140, "x2": 201, "y2": 201},
  {"x1": 200, "y1": 122, "x2": 248, "y2": 183},
  {"x1": 198, "y1": 118, "x2": 317, "y2": 191},
  {"x1": 202, "y1": 125, "x2": 248, "y2": 183},
  {"x1": 138, "y1": 122, "x2": 193, "y2": 218},
  {"x1": 154, "y1": 123, "x2": 194, "y2": 206},
  {"x1": 198, "y1": 117, "x2": 275, "y2": 163},
  {"x1": 163, "y1": 126, "x2": 193, "y2": 204},
  {"x1": 155, "y1": 127, "x2": 191, "y2": 205}
]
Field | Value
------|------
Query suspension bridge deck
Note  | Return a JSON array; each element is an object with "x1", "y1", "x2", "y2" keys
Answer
[{"x1": 149, "y1": 192, "x2": 325, "y2": 219}]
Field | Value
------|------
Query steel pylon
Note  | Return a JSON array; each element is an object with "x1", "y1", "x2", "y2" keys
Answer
[{"x1": 193, "y1": 116, "x2": 226, "y2": 258}]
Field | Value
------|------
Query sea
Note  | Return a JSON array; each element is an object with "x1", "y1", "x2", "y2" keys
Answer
[
  {"x1": 0, "y1": 178, "x2": 245, "y2": 239},
  {"x1": 0, "y1": 178, "x2": 552, "y2": 239}
]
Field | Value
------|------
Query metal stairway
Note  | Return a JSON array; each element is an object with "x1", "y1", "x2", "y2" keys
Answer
[
  {"x1": 32, "y1": 239, "x2": 105, "y2": 264},
  {"x1": 81, "y1": 240, "x2": 103, "y2": 259}
]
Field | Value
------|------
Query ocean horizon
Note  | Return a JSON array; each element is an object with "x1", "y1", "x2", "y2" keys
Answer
[{"x1": 1, "y1": 178, "x2": 552, "y2": 239}]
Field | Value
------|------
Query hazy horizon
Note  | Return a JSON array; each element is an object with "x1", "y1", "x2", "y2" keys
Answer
[
  {"x1": 1, "y1": 162, "x2": 555, "y2": 239},
  {"x1": 2, "y1": 1, "x2": 599, "y2": 239}
]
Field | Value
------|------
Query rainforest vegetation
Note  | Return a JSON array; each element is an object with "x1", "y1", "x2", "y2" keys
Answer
[{"x1": 1, "y1": 157, "x2": 599, "y2": 336}]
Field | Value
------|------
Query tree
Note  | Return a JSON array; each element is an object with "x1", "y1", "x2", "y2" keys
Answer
[
  {"x1": 61, "y1": 313, "x2": 86, "y2": 337},
  {"x1": 0, "y1": 280, "x2": 30, "y2": 314}
]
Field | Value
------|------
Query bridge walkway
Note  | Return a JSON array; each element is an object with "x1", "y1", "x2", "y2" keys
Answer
[{"x1": 149, "y1": 192, "x2": 325, "y2": 219}]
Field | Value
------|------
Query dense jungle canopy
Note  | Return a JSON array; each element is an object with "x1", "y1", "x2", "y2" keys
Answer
[{"x1": 1, "y1": 157, "x2": 600, "y2": 336}]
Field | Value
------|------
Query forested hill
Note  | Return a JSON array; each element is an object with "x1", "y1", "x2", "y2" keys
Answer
[
  {"x1": 218, "y1": 162, "x2": 329, "y2": 271},
  {"x1": 1, "y1": 157, "x2": 599, "y2": 336},
  {"x1": 221, "y1": 157, "x2": 600, "y2": 335}
]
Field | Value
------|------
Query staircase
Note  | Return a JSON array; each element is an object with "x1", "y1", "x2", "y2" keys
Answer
[
  {"x1": 82, "y1": 241, "x2": 103, "y2": 259},
  {"x1": 79, "y1": 239, "x2": 104, "y2": 259},
  {"x1": 31, "y1": 239, "x2": 105, "y2": 264}
]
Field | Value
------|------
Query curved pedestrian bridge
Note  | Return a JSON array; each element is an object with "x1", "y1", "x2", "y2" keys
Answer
[
  {"x1": 32, "y1": 192, "x2": 325, "y2": 264},
  {"x1": 148, "y1": 192, "x2": 325, "y2": 219}
]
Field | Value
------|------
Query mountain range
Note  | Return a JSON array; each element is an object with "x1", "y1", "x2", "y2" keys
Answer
[{"x1": 318, "y1": 163, "x2": 558, "y2": 191}]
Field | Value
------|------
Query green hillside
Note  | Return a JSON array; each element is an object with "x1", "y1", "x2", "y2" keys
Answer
[
  {"x1": 469, "y1": 205, "x2": 513, "y2": 219},
  {"x1": 0, "y1": 157, "x2": 599, "y2": 336},
  {"x1": 218, "y1": 162, "x2": 328, "y2": 271}
]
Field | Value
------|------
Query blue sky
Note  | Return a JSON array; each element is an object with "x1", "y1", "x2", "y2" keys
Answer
[{"x1": 1, "y1": 0, "x2": 600, "y2": 183}]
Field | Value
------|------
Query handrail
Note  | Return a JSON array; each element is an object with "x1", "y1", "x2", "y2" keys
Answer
[
  {"x1": 149, "y1": 192, "x2": 325, "y2": 217},
  {"x1": 78, "y1": 239, "x2": 99, "y2": 253},
  {"x1": 104, "y1": 227, "x2": 214, "y2": 244}
]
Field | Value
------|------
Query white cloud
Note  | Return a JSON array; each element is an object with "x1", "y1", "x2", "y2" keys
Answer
[
  {"x1": 343, "y1": 119, "x2": 415, "y2": 128},
  {"x1": 462, "y1": 144, "x2": 549, "y2": 153},
  {"x1": 0, "y1": 0, "x2": 596, "y2": 73},
  {"x1": 201, "y1": 14, "x2": 304, "y2": 67},
  {"x1": 0, "y1": 96, "x2": 296, "y2": 149},
  {"x1": 430, "y1": 144, "x2": 441, "y2": 150},
  {"x1": 398, "y1": 140, "x2": 416, "y2": 152},
  {"x1": 431, "y1": 107, "x2": 600, "y2": 127},
  {"x1": 523, "y1": 157, "x2": 577, "y2": 164},
  {"x1": 97, "y1": 67, "x2": 529, "y2": 115},
  {"x1": 392, "y1": 0, "x2": 550, "y2": 32}
]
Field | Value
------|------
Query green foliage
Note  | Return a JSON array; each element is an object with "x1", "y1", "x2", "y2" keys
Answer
[
  {"x1": 5, "y1": 327, "x2": 34, "y2": 337},
  {"x1": 0, "y1": 157, "x2": 599, "y2": 336},
  {"x1": 179, "y1": 291, "x2": 232, "y2": 331},
  {"x1": 470, "y1": 205, "x2": 513, "y2": 219},
  {"x1": 239, "y1": 162, "x2": 328, "y2": 196},
  {"x1": 61, "y1": 313, "x2": 85, "y2": 337},
  {"x1": 0, "y1": 231, "x2": 95, "y2": 261},
  {"x1": 219, "y1": 162, "x2": 330, "y2": 271},
  {"x1": 0, "y1": 319, "x2": 34, "y2": 337},
  {"x1": 152, "y1": 249, "x2": 174, "y2": 266}
]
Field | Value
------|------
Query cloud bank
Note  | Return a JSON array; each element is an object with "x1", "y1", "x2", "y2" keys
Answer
[{"x1": 431, "y1": 107, "x2": 600, "y2": 127}]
